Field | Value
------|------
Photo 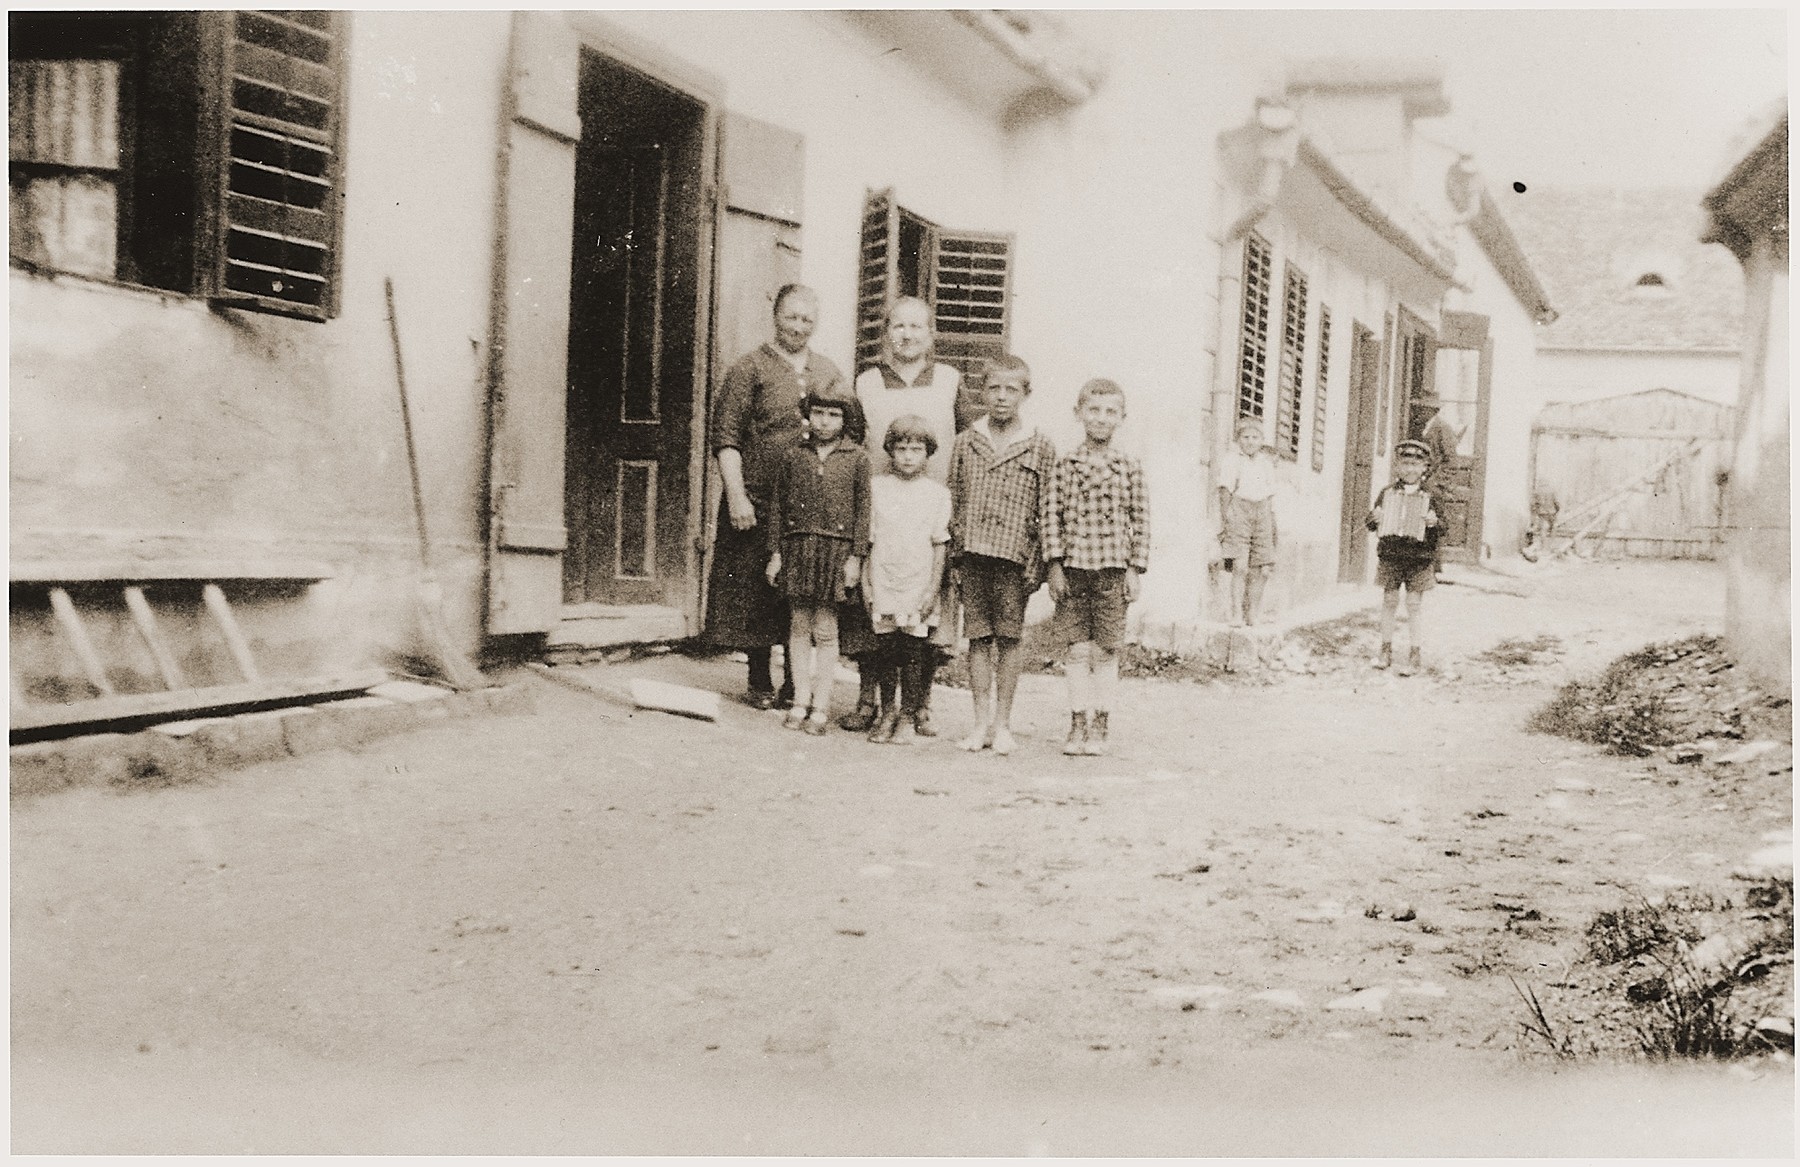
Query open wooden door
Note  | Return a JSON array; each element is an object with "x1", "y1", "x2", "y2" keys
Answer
[
  {"x1": 1414, "y1": 309, "x2": 1488, "y2": 564},
  {"x1": 486, "y1": 12, "x2": 579, "y2": 636}
]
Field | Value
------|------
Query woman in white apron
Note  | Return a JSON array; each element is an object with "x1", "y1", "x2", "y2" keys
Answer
[{"x1": 839, "y1": 296, "x2": 981, "y2": 734}]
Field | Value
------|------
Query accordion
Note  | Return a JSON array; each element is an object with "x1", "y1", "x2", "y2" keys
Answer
[{"x1": 1377, "y1": 490, "x2": 1431, "y2": 540}]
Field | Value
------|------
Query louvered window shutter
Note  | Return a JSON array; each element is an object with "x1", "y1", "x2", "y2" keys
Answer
[
  {"x1": 1274, "y1": 262, "x2": 1308, "y2": 460},
  {"x1": 1311, "y1": 305, "x2": 1332, "y2": 472},
  {"x1": 928, "y1": 229, "x2": 1012, "y2": 380},
  {"x1": 855, "y1": 188, "x2": 898, "y2": 373},
  {"x1": 1236, "y1": 233, "x2": 1273, "y2": 420},
  {"x1": 203, "y1": 10, "x2": 345, "y2": 320}
]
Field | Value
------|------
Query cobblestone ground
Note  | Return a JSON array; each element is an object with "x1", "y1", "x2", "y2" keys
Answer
[{"x1": 12, "y1": 560, "x2": 1792, "y2": 1154}]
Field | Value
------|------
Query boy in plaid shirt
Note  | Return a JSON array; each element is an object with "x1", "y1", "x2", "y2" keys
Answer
[
  {"x1": 1043, "y1": 378, "x2": 1149, "y2": 756},
  {"x1": 947, "y1": 355, "x2": 1057, "y2": 756}
]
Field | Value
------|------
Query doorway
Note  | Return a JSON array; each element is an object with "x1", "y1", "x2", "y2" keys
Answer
[
  {"x1": 1338, "y1": 321, "x2": 1382, "y2": 581},
  {"x1": 1404, "y1": 310, "x2": 1489, "y2": 565},
  {"x1": 562, "y1": 51, "x2": 707, "y2": 611}
]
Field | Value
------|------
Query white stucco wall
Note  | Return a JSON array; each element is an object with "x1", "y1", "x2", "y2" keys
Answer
[
  {"x1": 1535, "y1": 348, "x2": 1742, "y2": 407},
  {"x1": 995, "y1": 13, "x2": 1281, "y2": 622},
  {"x1": 1724, "y1": 237, "x2": 1790, "y2": 696}
]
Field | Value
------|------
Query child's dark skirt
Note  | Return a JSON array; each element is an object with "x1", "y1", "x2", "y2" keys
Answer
[{"x1": 780, "y1": 533, "x2": 854, "y2": 603}]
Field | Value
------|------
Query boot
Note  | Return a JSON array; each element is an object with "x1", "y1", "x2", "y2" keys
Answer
[
  {"x1": 838, "y1": 672, "x2": 879, "y2": 731},
  {"x1": 1086, "y1": 711, "x2": 1110, "y2": 756},
  {"x1": 1063, "y1": 711, "x2": 1090, "y2": 756},
  {"x1": 912, "y1": 654, "x2": 941, "y2": 736},
  {"x1": 1399, "y1": 647, "x2": 1422, "y2": 677},
  {"x1": 1374, "y1": 643, "x2": 1393, "y2": 670},
  {"x1": 868, "y1": 707, "x2": 902, "y2": 744}
]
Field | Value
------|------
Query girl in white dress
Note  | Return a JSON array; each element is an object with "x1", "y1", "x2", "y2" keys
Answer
[{"x1": 860, "y1": 415, "x2": 952, "y2": 743}]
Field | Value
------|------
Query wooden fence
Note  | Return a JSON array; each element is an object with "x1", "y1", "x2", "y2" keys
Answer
[{"x1": 1529, "y1": 388, "x2": 1735, "y2": 560}]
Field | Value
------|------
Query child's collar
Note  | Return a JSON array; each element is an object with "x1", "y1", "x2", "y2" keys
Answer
[{"x1": 974, "y1": 415, "x2": 1029, "y2": 443}]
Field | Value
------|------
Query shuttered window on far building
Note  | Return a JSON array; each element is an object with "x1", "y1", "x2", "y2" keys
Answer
[
  {"x1": 1273, "y1": 262, "x2": 1308, "y2": 460},
  {"x1": 6, "y1": 10, "x2": 345, "y2": 321},
  {"x1": 855, "y1": 188, "x2": 1014, "y2": 382},
  {"x1": 1311, "y1": 305, "x2": 1332, "y2": 472},
  {"x1": 1235, "y1": 232, "x2": 1272, "y2": 420}
]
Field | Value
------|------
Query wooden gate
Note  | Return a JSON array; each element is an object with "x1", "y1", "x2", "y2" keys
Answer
[{"x1": 1529, "y1": 388, "x2": 1735, "y2": 559}]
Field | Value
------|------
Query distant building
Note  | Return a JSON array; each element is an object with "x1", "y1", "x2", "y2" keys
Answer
[
  {"x1": 1509, "y1": 187, "x2": 1745, "y2": 407},
  {"x1": 1701, "y1": 112, "x2": 1789, "y2": 697}
]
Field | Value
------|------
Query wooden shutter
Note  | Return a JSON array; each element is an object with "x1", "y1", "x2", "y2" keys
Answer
[
  {"x1": 204, "y1": 11, "x2": 345, "y2": 320},
  {"x1": 721, "y1": 111, "x2": 802, "y2": 226},
  {"x1": 928, "y1": 228, "x2": 1012, "y2": 379},
  {"x1": 1311, "y1": 305, "x2": 1331, "y2": 472},
  {"x1": 855, "y1": 187, "x2": 898, "y2": 373},
  {"x1": 1235, "y1": 232, "x2": 1273, "y2": 420},
  {"x1": 485, "y1": 10, "x2": 580, "y2": 635},
  {"x1": 1274, "y1": 262, "x2": 1308, "y2": 460}
]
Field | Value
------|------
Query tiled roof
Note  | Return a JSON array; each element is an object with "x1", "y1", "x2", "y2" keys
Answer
[{"x1": 1503, "y1": 186, "x2": 1744, "y2": 350}]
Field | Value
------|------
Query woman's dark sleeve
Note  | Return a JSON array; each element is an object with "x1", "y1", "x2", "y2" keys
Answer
[
  {"x1": 712, "y1": 354, "x2": 757, "y2": 455},
  {"x1": 765, "y1": 449, "x2": 787, "y2": 559}
]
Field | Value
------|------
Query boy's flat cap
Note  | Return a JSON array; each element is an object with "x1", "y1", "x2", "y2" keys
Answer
[{"x1": 1395, "y1": 439, "x2": 1431, "y2": 459}]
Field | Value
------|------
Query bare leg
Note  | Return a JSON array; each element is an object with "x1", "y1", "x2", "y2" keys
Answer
[
  {"x1": 991, "y1": 636, "x2": 1024, "y2": 755},
  {"x1": 1401, "y1": 590, "x2": 1426, "y2": 675},
  {"x1": 1376, "y1": 587, "x2": 1399, "y2": 668},
  {"x1": 1223, "y1": 563, "x2": 1244, "y2": 626},
  {"x1": 961, "y1": 637, "x2": 996, "y2": 751},
  {"x1": 786, "y1": 607, "x2": 816, "y2": 722},
  {"x1": 1064, "y1": 640, "x2": 1093, "y2": 713},
  {"x1": 1244, "y1": 565, "x2": 1270, "y2": 626},
  {"x1": 1091, "y1": 647, "x2": 1119, "y2": 712},
  {"x1": 808, "y1": 606, "x2": 839, "y2": 721}
]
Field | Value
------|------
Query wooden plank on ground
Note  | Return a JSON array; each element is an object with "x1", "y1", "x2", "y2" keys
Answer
[{"x1": 10, "y1": 669, "x2": 391, "y2": 735}]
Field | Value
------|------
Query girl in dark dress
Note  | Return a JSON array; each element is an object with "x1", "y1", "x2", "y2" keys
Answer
[
  {"x1": 704, "y1": 285, "x2": 846, "y2": 707},
  {"x1": 765, "y1": 395, "x2": 871, "y2": 734}
]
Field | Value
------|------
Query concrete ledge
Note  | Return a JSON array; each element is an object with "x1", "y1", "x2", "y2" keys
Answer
[
  {"x1": 11, "y1": 682, "x2": 536, "y2": 799},
  {"x1": 1137, "y1": 586, "x2": 1379, "y2": 672}
]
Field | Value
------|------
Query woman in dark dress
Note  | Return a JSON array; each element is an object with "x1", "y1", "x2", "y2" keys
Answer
[{"x1": 704, "y1": 285, "x2": 848, "y2": 707}]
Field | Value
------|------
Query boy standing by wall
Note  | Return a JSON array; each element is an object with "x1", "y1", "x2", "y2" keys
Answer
[
  {"x1": 947, "y1": 355, "x2": 1057, "y2": 757},
  {"x1": 1217, "y1": 416, "x2": 1280, "y2": 625},
  {"x1": 1043, "y1": 379, "x2": 1149, "y2": 756},
  {"x1": 1366, "y1": 439, "x2": 1443, "y2": 676}
]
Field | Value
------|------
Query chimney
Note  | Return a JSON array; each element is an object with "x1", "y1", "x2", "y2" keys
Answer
[{"x1": 1285, "y1": 58, "x2": 1449, "y2": 205}]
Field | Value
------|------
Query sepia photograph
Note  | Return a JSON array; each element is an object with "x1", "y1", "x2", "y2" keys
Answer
[{"x1": 9, "y1": 4, "x2": 1791, "y2": 1155}]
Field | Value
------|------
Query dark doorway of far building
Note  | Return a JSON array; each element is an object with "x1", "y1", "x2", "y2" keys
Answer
[
  {"x1": 563, "y1": 50, "x2": 706, "y2": 609},
  {"x1": 1338, "y1": 321, "x2": 1383, "y2": 582}
]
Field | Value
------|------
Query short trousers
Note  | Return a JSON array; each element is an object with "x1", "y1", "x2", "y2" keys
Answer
[
  {"x1": 1221, "y1": 495, "x2": 1277, "y2": 568},
  {"x1": 957, "y1": 553, "x2": 1028, "y2": 641},
  {"x1": 1377, "y1": 558, "x2": 1436, "y2": 593},
  {"x1": 1049, "y1": 567, "x2": 1129, "y2": 652}
]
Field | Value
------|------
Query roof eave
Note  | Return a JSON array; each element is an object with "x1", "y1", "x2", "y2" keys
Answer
[
  {"x1": 1471, "y1": 191, "x2": 1559, "y2": 324},
  {"x1": 1294, "y1": 136, "x2": 1459, "y2": 285}
]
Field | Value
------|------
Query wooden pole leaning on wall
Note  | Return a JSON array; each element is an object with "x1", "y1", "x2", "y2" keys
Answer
[{"x1": 385, "y1": 276, "x2": 487, "y2": 692}]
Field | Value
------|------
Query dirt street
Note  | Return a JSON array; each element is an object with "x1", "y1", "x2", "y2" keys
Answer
[{"x1": 12, "y1": 560, "x2": 1792, "y2": 1154}]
